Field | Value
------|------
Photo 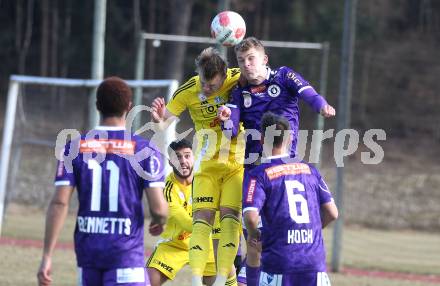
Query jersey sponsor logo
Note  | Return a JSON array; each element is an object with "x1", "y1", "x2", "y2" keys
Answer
[
  {"x1": 212, "y1": 227, "x2": 221, "y2": 234},
  {"x1": 243, "y1": 92, "x2": 252, "y2": 108},
  {"x1": 79, "y1": 139, "x2": 135, "y2": 155},
  {"x1": 251, "y1": 84, "x2": 266, "y2": 94},
  {"x1": 287, "y1": 229, "x2": 313, "y2": 244},
  {"x1": 193, "y1": 196, "x2": 214, "y2": 203},
  {"x1": 77, "y1": 216, "x2": 132, "y2": 235},
  {"x1": 178, "y1": 231, "x2": 191, "y2": 241},
  {"x1": 286, "y1": 71, "x2": 303, "y2": 87},
  {"x1": 152, "y1": 258, "x2": 174, "y2": 273},
  {"x1": 246, "y1": 179, "x2": 256, "y2": 203},
  {"x1": 267, "y1": 84, "x2": 281, "y2": 97},
  {"x1": 265, "y1": 163, "x2": 311, "y2": 180},
  {"x1": 201, "y1": 104, "x2": 221, "y2": 118}
]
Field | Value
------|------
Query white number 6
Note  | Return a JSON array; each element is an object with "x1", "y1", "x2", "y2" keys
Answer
[{"x1": 285, "y1": 180, "x2": 310, "y2": 223}]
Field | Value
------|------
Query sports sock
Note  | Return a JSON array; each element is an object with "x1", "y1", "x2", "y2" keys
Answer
[
  {"x1": 189, "y1": 219, "x2": 212, "y2": 277},
  {"x1": 245, "y1": 265, "x2": 260, "y2": 286},
  {"x1": 191, "y1": 275, "x2": 203, "y2": 286},
  {"x1": 217, "y1": 214, "x2": 240, "y2": 276},
  {"x1": 226, "y1": 272, "x2": 238, "y2": 286}
]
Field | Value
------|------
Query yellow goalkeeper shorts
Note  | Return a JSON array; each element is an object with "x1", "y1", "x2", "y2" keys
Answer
[
  {"x1": 146, "y1": 240, "x2": 216, "y2": 280},
  {"x1": 192, "y1": 160, "x2": 244, "y2": 212}
]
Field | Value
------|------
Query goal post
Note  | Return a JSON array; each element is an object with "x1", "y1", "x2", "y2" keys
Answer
[{"x1": 0, "y1": 75, "x2": 179, "y2": 235}]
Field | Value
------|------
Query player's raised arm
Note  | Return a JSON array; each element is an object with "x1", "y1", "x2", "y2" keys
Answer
[
  {"x1": 283, "y1": 68, "x2": 336, "y2": 118},
  {"x1": 319, "y1": 104, "x2": 336, "y2": 118},
  {"x1": 218, "y1": 89, "x2": 242, "y2": 138},
  {"x1": 150, "y1": 97, "x2": 177, "y2": 124},
  {"x1": 37, "y1": 185, "x2": 74, "y2": 286}
]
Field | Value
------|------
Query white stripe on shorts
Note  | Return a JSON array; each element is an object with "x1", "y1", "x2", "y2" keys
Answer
[
  {"x1": 259, "y1": 271, "x2": 283, "y2": 286},
  {"x1": 77, "y1": 267, "x2": 83, "y2": 286},
  {"x1": 317, "y1": 272, "x2": 331, "y2": 286}
]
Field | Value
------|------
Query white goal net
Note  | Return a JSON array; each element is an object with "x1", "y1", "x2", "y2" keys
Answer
[{"x1": 0, "y1": 75, "x2": 178, "y2": 234}]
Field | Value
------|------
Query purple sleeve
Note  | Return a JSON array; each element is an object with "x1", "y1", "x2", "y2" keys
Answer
[
  {"x1": 317, "y1": 174, "x2": 333, "y2": 205},
  {"x1": 139, "y1": 144, "x2": 166, "y2": 189},
  {"x1": 54, "y1": 143, "x2": 76, "y2": 187},
  {"x1": 283, "y1": 67, "x2": 327, "y2": 113},
  {"x1": 221, "y1": 87, "x2": 241, "y2": 138},
  {"x1": 242, "y1": 174, "x2": 266, "y2": 214}
]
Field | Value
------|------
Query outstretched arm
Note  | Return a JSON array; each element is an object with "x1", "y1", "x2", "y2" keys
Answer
[
  {"x1": 300, "y1": 90, "x2": 336, "y2": 118},
  {"x1": 150, "y1": 97, "x2": 177, "y2": 124},
  {"x1": 37, "y1": 186, "x2": 74, "y2": 286}
]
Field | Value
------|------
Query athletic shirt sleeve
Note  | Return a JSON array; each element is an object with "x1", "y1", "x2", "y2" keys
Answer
[
  {"x1": 282, "y1": 66, "x2": 327, "y2": 113},
  {"x1": 166, "y1": 77, "x2": 197, "y2": 116},
  {"x1": 54, "y1": 140, "x2": 77, "y2": 187}
]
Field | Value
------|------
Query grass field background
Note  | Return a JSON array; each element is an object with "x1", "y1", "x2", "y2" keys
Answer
[{"x1": 1, "y1": 206, "x2": 439, "y2": 286}]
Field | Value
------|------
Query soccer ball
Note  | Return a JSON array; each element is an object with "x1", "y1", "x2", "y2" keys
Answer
[{"x1": 210, "y1": 11, "x2": 246, "y2": 47}]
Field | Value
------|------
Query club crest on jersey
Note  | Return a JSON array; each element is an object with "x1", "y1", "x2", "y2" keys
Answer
[
  {"x1": 214, "y1": 96, "x2": 223, "y2": 104},
  {"x1": 243, "y1": 92, "x2": 252, "y2": 108},
  {"x1": 147, "y1": 154, "x2": 162, "y2": 177},
  {"x1": 198, "y1": 93, "x2": 207, "y2": 102},
  {"x1": 268, "y1": 84, "x2": 281, "y2": 97}
]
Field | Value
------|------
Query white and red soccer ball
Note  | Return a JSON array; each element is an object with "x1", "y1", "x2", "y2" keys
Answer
[{"x1": 210, "y1": 11, "x2": 246, "y2": 47}]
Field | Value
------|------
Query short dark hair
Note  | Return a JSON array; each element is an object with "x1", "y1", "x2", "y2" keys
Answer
[
  {"x1": 234, "y1": 37, "x2": 265, "y2": 54},
  {"x1": 96, "y1": 76, "x2": 132, "y2": 118},
  {"x1": 195, "y1": 47, "x2": 227, "y2": 81},
  {"x1": 168, "y1": 139, "x2": 192, "y2": 155},
  {"x1": 261, "y1": 112, "x2": 290, "y2": 148}
]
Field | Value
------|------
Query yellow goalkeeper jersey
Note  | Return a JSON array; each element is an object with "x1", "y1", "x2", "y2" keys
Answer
[
  {"x1": 166, "y1": 68, "x2": 245, "y2": 164},
  {"x1": 160, "y1": 172, "x2": 193, "y2": 250}
]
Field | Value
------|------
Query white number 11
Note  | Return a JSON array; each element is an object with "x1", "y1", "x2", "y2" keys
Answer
[{"x1": 88, "y1": 160, "x2": 120, "y2": 212}]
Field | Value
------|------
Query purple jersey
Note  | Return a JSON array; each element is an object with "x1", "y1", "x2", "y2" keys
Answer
[
  {"x1": 242, "y1": 155, "x2": 333, "y2": 274},
  {"x1": 54, "y1": 126, "x2": 165, "y2": 269},
  {"x1": 224, "y1": 67, "x2": 327, "y2": 166}
]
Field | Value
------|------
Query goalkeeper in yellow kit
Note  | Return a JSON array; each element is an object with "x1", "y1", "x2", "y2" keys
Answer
[
  {"x1": 151, "y1": 47, "x2": 244, "y2": 286},
  {"x1": 146, "y1": 139, "x2": 216, "y2": 286}
]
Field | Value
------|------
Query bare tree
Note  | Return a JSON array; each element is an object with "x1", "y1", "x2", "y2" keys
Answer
[
  {"x1": 16, "y1": 0, "x2": 35, "y2": 74},
  {"x1": 164, "y1": 0, "x2": 194, "y2": 82},
  {"x1": 60, "y1": 0, "x2": 72, "y2": 78},
  {"x1": 50, "y1": 0, "x2": 59, "y2": 77},
  {"x1": 147, "y1": 0, "x2": 156, "y2": 78},
  {"x1": 40, "y1": 0, "x2": 49, "y2": 76}
]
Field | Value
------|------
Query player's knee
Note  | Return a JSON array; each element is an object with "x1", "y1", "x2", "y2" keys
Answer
[
  {"x1": 193, "y1": 209, "x2": 216, "y2": 225},
  {"x1": 147, "y1": 267, "x2": 166, "y2": 286},
  {"x1": 219, "y1": 206, "x2": 240, "y2": 219}
]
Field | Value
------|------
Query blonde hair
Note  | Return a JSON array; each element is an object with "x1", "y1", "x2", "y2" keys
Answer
[
  {"x1": 195, "y1": 47, "x2": 227, "y2": 80},
  {"x1": 234, "y1": 37, "x2": 265, "y2": 54}
]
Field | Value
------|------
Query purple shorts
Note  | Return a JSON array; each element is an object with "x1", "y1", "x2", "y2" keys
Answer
[
  {"x1": 78, "y1": 267, "x2": 150, "y2": 286},
  {"x1": 259, "y1": 271, "x2": 331, "y2": 286}
]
